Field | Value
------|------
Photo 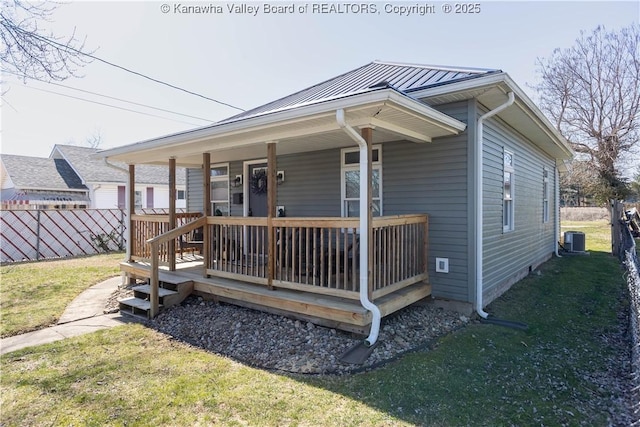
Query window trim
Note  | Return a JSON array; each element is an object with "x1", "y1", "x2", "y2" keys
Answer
[
  {"x1": 340, "y1": 145, "x2": 382, "y2": 218},
  {"x1": 210, "y1": 163, "x2": 230, "y2": 216},
  {"x1": 542, "y1": 167, "x2": 550, "y2": 223},
  {"x1": 503, "y1": 149, "x2": 514, "y2": 233}
]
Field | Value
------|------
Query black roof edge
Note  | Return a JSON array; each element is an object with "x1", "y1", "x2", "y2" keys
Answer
[{"x1": 403, "y1": 69, "x2": 504, "y2": 93}]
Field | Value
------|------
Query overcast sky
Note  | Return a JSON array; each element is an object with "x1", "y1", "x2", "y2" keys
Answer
[{"x1": 1, "y1": 1, "x2": 638, "y2": 172}]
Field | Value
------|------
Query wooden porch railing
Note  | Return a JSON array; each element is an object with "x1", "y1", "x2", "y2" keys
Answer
[
  {"x1": 131, "y1": 212, "x2": 201, "y2": 263},
  {"x1": 138, "y1": 214, "x2": 428, "y2": 317},
  {"x1": 203, "y1": 214, "x2": 429, "y2": 300}
]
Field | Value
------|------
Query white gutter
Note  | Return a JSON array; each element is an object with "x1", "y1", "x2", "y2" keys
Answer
[
  {"x1": 475, "y1": 92, "x2": 515, "y2": 319},
  {"x1": 554, "y1": 166, "x2": 562, "y2": 257},
  {"x1": 336, "y1": 108, "x2": 381, "y2": 346}
]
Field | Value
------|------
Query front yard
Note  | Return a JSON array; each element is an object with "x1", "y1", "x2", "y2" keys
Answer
[{"x1": 1, "y1": 221, "x2": 634, "y2": 425}]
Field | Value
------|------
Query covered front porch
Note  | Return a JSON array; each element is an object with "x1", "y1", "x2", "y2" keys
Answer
[
  {"x1": 101, "y1": 88, "x2": 467, "y2": 337},
  {"x1": 123, "y1": 212, "x2": 430, "y2": 333}
]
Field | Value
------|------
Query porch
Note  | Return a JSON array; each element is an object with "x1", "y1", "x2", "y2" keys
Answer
[{"x1": 122, "y1": 213, "x2": 431, "y2": 333}]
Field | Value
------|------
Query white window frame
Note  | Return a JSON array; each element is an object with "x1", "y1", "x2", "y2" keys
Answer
[
  {"x1": 176, "y1": 189, "x2": 186, "y2": 201},
  {"x1": 341, "y1": 145, "x2": 382, "y2": 218},
  {"x1": 503, "y1": 150, "x2": 515, "y2": 232},
  {"x1": 542, "y1": 167, "x2": 550, "y2": 223},
  {"x1": 210, "y1": 163, "x2": 230, "y2": 216}
]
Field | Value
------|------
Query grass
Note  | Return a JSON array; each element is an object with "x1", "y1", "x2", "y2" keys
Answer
[
  {"x1": 1, "y1": 222, "x2": 629, "y2": 425},
  {"x1": 0, "y1": 253, "x2": 123, "y2": 337}
]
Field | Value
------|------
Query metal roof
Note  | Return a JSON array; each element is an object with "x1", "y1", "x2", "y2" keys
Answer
[{"x1": 221, "y1": 61, "x2": 500, "y2": 124}]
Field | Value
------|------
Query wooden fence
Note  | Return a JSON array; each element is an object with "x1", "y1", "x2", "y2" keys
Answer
[{"x1": 0, "y1": 208, "x2": 185, "y2": 263}]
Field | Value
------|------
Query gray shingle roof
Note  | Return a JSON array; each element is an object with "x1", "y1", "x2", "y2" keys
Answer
[
  {"x1": 53, "y1": 145, "x2": 186, "y2": 185},
  {"x1": 220, "y1": 60, "x2": 500, "y2": 124},
  {"x1": 1, "y1": 154, "x2": 87, "y2": 190}
]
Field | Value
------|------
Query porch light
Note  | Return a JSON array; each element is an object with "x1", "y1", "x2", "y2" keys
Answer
[
  {"x1": 277, "y1": 170, "x2": 285, "y2": 185},
  {"x1": 231, "y1": 175, "x2": 242, "y2": 188}
]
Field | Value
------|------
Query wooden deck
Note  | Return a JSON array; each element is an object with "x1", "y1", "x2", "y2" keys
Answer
[{"x1": 121, "y1": 260, "x2": 432, "y2": 334}]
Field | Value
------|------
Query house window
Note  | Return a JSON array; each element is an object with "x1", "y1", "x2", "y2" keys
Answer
[
  {"x1": 341, "y1": 145, "x2": 382, "y2": 217},
  {"x1": 134, "y1": 190, "x2": 142, "y2": 210},
  {"x1": 503, "y1": 150, "x2": 514, "y2": 232},
  {"x1": 176, "y1": 189, "x2": 185, "y2": 200},
  {"x1": 211, "y1": 164, "x2": 229, "y2": 216},
  {"x1": 543, "y1": 168, "x2": 550, "y2": 223}
]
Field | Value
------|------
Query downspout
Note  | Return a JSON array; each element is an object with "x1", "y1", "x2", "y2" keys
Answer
[
  {"x1": 554, "y1": 166, "x2": 562, "y2": 257},
  {"x1": 336, "y1": 108, "x2": 381, "y2": 346},
  {"x1": 475, "y1": 92, "x2": 515, "y2": 319}
]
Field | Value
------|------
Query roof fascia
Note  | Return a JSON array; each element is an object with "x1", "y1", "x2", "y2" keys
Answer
[
  {"x1": 413, "y1": 73, "x2": 573, "y2": 159},
  {"x1": 98, "y1": 89, "x2": 466, "y2": 159}
]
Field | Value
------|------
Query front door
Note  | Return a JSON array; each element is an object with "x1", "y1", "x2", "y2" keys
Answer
[{"x1": 248, "y1": 163, "x2": 268, "y2": 217}]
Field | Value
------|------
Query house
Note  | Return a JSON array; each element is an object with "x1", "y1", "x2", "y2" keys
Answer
[
  {"x1": 50, "y1": 145, "x2": 187, "y2": 210},
  {"x1": 0, "y1": 145, "x2": 187, "y2": 210},
  {"x1": 99, "y1": 61, "x2": 573, "y2": 345},
  {"x1": 0, "y1": 154, "x2": 90, "y2": 210}
]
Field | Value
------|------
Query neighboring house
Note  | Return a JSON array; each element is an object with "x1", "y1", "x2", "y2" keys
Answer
[
  {"x1": 0, "y1": 154, "x2": 90, "y2": 210},
  {"x1": 100, "y1": 61, "x2": 573, "y2": 342},
  {"x1": 50, "y1": 145, "x2": 187, "y2": 210},
  {"x1": 1, "y1": 145, "x2": 187, "y2": 210}
]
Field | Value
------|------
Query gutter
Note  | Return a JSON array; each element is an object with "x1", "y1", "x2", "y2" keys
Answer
[
  {"x1": 335, "y1": 108, "x2": 381, "y2": 346},
  {"x1": 475, "y1": 92, "x2": 515, "y2": 319}
]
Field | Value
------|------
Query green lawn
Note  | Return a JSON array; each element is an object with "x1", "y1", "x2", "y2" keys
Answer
[
  {"x1": 0, "y1": 253, "x2": 123, "y2": 337},
  {"x1": 1, "y1": 222, "x2": 629, "y2": 425}
]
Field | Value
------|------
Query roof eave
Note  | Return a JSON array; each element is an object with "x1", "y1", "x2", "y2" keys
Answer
[
  {"x1": 98, "y1": 89, "x2": 466, "y2": 163},
  {"x1": 413, "y1": 73, "x2": 574, "y2": 160}
]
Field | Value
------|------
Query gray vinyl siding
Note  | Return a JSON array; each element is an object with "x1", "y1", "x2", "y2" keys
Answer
[
  {"x1": 385, "y1": 101, "x2": 471, "y2": 302},
  {"x1": 481, "y1": 108, "x2": 556, "y2": 303},
  {"x1": 276, "y1": 149, "x2": 341, "y2": 217}
]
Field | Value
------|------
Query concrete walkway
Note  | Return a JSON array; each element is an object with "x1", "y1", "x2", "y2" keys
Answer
[{"x1": 1, "y1": 277, "x2": 130, "y2": 355}]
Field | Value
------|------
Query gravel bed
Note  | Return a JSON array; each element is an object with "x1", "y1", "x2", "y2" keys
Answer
[
  {"x1": 150, "y1": 296, "x2": 467, "y2": 374},
  {"x1": 104, "y1": 285, "x2": 468, "y2": 374}
]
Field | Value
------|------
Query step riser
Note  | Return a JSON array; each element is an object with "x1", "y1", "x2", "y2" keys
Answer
[{"x1": 119, "y1": 280, "x2": 193, "y2": 318}]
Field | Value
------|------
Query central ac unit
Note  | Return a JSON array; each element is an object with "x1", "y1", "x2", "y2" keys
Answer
[{"x1": 564, "y1": 231, "x2": 586, "y2": 252}]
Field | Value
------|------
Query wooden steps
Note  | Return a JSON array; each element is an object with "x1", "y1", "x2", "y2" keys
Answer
[
  {"x1": 118, "y1": 275, "x2": 194, "y2": 320},
  {"x1": 119, "y1": 261, "x2": 431, "y2": 334}
]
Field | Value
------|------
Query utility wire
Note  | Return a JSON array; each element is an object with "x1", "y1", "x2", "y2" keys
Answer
[
  {"x1": 45, "y1": 80, "x2": 217, "y2": 123},
  {"x1": 12, "y1": 25, "x2": 246, "y2": 112},
  {"x1": 4, "y1": 69, "x2": 216, "y2": 123},
  {"x1": 21, "y1": 84, "x2": 204, "y2": 127}
]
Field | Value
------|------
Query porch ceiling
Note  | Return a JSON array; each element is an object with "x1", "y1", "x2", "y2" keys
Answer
[{"x1": 99, "y1": 89, "x2": 466, "y2": 167}]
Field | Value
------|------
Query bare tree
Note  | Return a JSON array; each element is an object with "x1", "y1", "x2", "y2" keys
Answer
[
  {"x1": 85, "y1": 129, "x2": 102, "y2": 149},
  {"x1": 0, "y1": 0, "x2": 92, "y2": 82},
  {"x1": 535, "y1": 24, "x2": 640, "y2": 202}
]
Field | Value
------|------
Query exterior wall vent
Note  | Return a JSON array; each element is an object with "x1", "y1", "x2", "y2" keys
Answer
[{"x1": 563, "y1": 231, "x2": 586, "y2": 252}]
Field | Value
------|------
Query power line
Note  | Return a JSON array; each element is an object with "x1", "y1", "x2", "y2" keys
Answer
[
  {"x1": 45, "y1": 80, "x2": 217, "y2": 123},
  {"x1": 21, "y1": 84, "x2": 205, "y2": 127},
  {"x1": 12, "y1": 25, "x2": 246, "y2": 112},
  {"x1": 4, "y1": 69, "x2": 216, "y2": 123}
]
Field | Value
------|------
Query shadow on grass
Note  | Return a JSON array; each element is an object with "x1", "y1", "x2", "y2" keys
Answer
[
  {"x1": 292, "y1": 251, "x2": 631, "y2": 425},
  {"x1": 2, "y1": 252, "x2": 631, "y2": 426}
]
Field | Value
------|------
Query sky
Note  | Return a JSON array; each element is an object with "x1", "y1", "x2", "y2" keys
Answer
[{"x1": 1, "y1": 1, "x2": 639, "y2": 173}]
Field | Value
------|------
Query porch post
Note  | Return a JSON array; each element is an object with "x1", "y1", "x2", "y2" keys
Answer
[
  {"x1": 267, "y1": 142, "x2": 277, "y2": 290},
  {"x1": 169, "y1": 157, "x2": 176, "y2": 271},
  {"x1": 361, "y1": 128, "x2": 374, "y2": 302},
  {"x1": 127, "y1": 164, "x2": 135, "y2": 263},
  {"x1": 203, "y1": 153, "x2": 211, "y2": 273}
]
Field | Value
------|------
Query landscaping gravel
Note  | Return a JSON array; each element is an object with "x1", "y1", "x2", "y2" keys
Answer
[{"x1": 104, "y1": 286, "x2": 468, "y2": 374}]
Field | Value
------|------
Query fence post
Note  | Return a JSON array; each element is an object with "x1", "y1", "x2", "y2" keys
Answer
[
  {"x1": 36, "y1": 209, "x2": 41, "y2": 261},
  {"x1": 611, "y1": 200, "x2": 623, "y2": 257}
]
